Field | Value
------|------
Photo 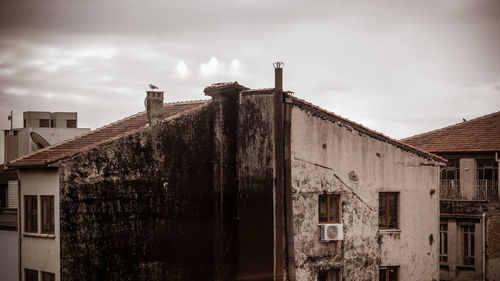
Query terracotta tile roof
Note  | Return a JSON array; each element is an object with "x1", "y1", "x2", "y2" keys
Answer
[
  {"x1": 8, "y1": 100, "x2": 209, "y2": 167},
  {"x1": 287, "y1": 94, "x2": 446, "y2": 163},
  {"x1": 401, "y1": 111, "x2": 500, "y2": 153}
]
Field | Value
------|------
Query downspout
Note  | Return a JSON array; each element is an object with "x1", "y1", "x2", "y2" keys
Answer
[
  {"x1": 482, "y1": 212, "x2": 486, "y2": 281},
  {"x1": 17, "y1": 169, "x2": 21, "y2": 281}
]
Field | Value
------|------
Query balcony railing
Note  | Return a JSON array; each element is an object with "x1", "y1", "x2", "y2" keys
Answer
[{"x1": 440, "y1": 179, "x2": 499, "y2": 201}]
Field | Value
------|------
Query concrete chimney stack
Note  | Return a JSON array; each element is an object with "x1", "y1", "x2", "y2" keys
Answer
[
  {"x1": 274, "y1": 61, "x2": 283, "y2": 92},
  {"x1": 146, "y1": 90, "x2": 164, "y2": 127}
]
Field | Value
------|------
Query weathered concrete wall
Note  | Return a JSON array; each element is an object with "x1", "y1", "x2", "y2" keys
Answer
[
  {"x1": 237, "y1": 92, "x2": 275, "y2": 280},
  {"x1": 19, "y1": 168, "x2": 60, "y2": 281},
  {"x1": 58, "y1": 105, "x2": 218, "y2": 281},
  {"x1": 288, "y1": 106, "x2": 440, "y2": 281},
  {"x1": 486, "y1": 201, "x2": 500, "y2": 281}
]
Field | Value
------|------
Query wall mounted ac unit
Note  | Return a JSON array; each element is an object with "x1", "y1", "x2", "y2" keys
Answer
[{"x1": 319, "y1": 224, "x2": 343, "y2": 242}]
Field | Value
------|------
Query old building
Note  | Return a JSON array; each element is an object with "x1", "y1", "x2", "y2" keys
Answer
[
  {"x1": 8, "y1": 66, "x2": 444, "y2": 281},
  {"x1": 403, "y1": 112, "x2": 500, "y2": 281},
  {"x1": 4, "y1": 111, "x2": 90, "y2": 163},
  {"x1": 1, "y1": 111, "x2": 89, "y2": 281}
]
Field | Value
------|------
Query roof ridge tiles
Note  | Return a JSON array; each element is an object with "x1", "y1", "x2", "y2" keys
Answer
[{"x1": 401, "y1": 110, "x2": 500, "y2": 142}]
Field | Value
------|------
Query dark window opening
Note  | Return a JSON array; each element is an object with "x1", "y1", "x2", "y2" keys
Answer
[
  {"x1": 463, "y1": 225, "x2": 475, "y2": 265},
  {"x1": 25, "y1": 268, "x2": 38, "y2": 281},
  {"x1": 24, "y1": 195, "x2": 37, "y2": 233},
  {"x1": 379, "y1": 266, "x2": 398, "y2": 281},
  {"x1": 477, "y1": 159, "x2": 498, "y2": 182},
  {"x1": 441, "y1": 159, "x2": 460, "y2": 180},
  {"x1": 319, "y1": 194, "x2": 340, "y2": 223},
  {"x1": 66, "y1": 119, "x2": 76, "y2": 128},
  {"x1": 50, "y1": 120, "x2": 55, "y2": 128},
  {"x1": 39, "y1": 119, "x2": 49, "y2": 128},
  {"x1": 0, "y1": 185, "x2": 7, "y2": 208},
  {"x1": 23, "y1": 119, "x2": 26, "y2": 128},
  {"x1": 318, "y1": 269, "x2": 340, "y2": 281},
  {"x1": 440, "y1": 223, "x2": 448, "y2": 263},
  {"x1": 42, "y1": 271, "x2": 55, "y2": 281},
  {"x1": 379, "y1": 192, "x2": 398, "y2": 229},
  {"x1": 41, "y1": 196, "x2": 54, "y2": 234}
]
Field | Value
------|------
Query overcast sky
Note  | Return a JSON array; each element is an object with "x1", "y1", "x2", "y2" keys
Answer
[{"x1": 1, "y1": 0, "x2": 499, "y2": 162}]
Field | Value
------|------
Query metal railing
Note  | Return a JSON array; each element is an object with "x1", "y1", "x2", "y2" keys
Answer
[{"x1": 440, "y1": 179, "x2": 498, "y2": 201}]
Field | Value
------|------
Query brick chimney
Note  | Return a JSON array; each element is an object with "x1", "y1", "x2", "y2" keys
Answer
[{"x1": 145, "y1": 90, "x2": 164, "y2": 126}]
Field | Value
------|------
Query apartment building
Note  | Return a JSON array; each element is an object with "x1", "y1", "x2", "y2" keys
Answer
[{"x1": 404, "y1": 111, "x2": 500, "y2": 281}]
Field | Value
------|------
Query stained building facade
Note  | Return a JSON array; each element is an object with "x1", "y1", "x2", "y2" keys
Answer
[{"x1": 8, "y1": 66, "x2": 444, "y2": 281}]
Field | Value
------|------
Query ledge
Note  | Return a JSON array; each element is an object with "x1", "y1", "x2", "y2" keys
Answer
[
  {"x1": 377, "y1": 229, "x2": 401, "y2": 233},
  {"x1": 23, "y1": 232, "x2": 55, "y2": 239}
]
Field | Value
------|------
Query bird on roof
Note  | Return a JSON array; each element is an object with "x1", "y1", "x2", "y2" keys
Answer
[
  {"x1": 463, "y1": 118, "x2": 466, "y2": 122},
  {"x1": 149, "y1": 84, "x2": 159, "y2": 90}
]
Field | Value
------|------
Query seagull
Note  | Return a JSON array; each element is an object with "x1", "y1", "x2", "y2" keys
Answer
[{"x1": 149, "y1": 84, "x2": 159, "y2": 90}]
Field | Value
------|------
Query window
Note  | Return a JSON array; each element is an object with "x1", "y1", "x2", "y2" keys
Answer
[
  {"x1": 39, "y1": 119, "x2": 49, "y2": 128},
  {"x1": 440, "y1": 223, "x2": 448, "y2": 263},
  {"x1": 379, "y1": 266, "x2": 398, "y2": 281},
  {"x1": 66, "y1": 119, "x2": 77, "y2": 128},
  {"x1": 441, "y1": 159, "x2": 460, "y2": 181},
  {"x1": 318, "y1": 269, "x2": 340, "y2": 281},
  {"x1": 319, "y1": 194, "x2": 340, "y2": 223},
  {"x1": 50, "y1": 120, "x2": 55, "y2": 128},
  {"x1": 24, "y1": 119, "x2": 26, "y2": 128},
  {"x1": 24, "y1": 195, "x2": 55, "y2": 235},
  {"x1": 462, "y1": 225, "x2": 475, "y2": 265},
  {"x1": 0, "y1": 185, "x2": 7, "y2": 208},
  {"x1": 477, "y1": 159, "x2": 498, "y2": 182},
  {"x1": 42, "y1": 271, "x2": 55, "y2": 281},
  {"x1": 41, "y1": 196, "x2": 54, "y2": 234},
  {"x1": 24, "y1": 196, "x2": 38, "y2": 233},
  {"x1": 25, "y1": 268, "x2": 38, "y2": 281},
  {"x1": 379, "y1": 193, "x2": 398, "y2": 229}
]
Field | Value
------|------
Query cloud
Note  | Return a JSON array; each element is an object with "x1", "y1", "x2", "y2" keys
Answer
[
  {"x1": 175, "y1": 61, "x2": 189, "y2": 78},
  {"x1": 230, "y1": 59, "x2": 242, "y2": 76},
  {"x1": 5, "y1": 87, "x2": 28, "y2": 96},
  {"x1": 200, "y1": 57, "x2": 222, "y2": 76},
  {"x1": 199, "y1": 57, "x2": 244, "y2": 77}
]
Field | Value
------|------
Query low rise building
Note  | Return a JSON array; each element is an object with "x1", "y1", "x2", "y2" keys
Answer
[
  {"x1": 4, "y1": 111, "x2": 90, "y2": 163},
  {"x1": 8, "y1": 66, "x2": 444, "y2": 281},
  {"x1": 403, "y1": 111, "x2": 500, "y2": 281}
]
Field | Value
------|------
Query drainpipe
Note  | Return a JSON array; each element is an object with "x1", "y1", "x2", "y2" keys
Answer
[
  {"x1": 482, "y1": 212, "x2": 486, "y2": 281},
  {"x1": 496, "y1": 152, "x2": 500, "y2": 200},
  {"x1": 17, "y1": 170, "x2": 21, "y2": 281}
]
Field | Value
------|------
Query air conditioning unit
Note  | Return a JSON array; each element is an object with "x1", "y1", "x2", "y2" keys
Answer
[{"x1": 319, "y1": 224, "x2": 343, "y2": 242}]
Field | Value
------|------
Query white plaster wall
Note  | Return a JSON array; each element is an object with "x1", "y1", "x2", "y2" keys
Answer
[
  {"x1": 289, "y1": 107, "x2": 440, "y2": 281},
  {"x1": 19, "y1": 168, "x2": 60, "y2": 281}
]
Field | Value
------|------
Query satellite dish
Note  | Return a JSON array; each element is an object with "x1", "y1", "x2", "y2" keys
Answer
[{"x1": 30, "y1": 132, "x2": 50, "y2": 149}]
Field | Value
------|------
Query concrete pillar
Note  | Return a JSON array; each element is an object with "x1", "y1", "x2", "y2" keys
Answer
[
  {"x1": 460, "y1": 159, "x2": 476, "y2": 200},
  {"x1": 205, "y1": 82, "x2": 247, "y2": 281},
  {"x1": 448, "y1": 219, "x2": 457, "y2": 280}
]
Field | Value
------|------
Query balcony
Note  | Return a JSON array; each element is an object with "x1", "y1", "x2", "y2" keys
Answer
[{"x1": 440, "y1": 179, "x2": 499, "y2": 201}]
